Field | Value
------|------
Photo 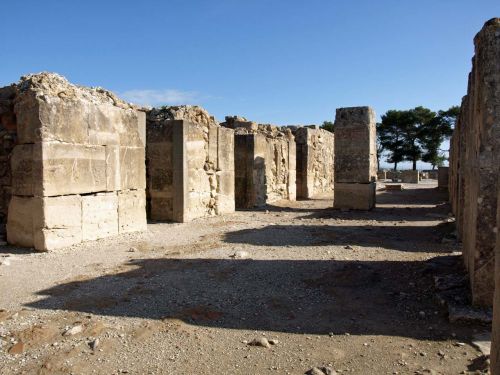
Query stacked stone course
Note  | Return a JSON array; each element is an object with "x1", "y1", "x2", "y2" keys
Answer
[
  {"x1": 146, "y1": 106, "x2": 235, "y2": 222},
  {"x1": 292, "y1": 126, "x2": 334, "y2": 199},
  {"x1": 221, "y1": 116, "x2": 296, "y2": 208},
  {"x1": 333, "y1": 107, "x2": 377, "y2": 210},
  {"x1": 0, "y1": 73, "x2": 147, "y2": 250}
]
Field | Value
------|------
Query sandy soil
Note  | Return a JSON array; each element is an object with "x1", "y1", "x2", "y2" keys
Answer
[{"x1": 0, "y1": 181, "x2": 489, "y2": 374}]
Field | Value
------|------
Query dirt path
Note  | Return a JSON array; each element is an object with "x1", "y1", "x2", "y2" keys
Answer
[{"x1": 0, "y1": 182, "x2": 488, "y2": 374}]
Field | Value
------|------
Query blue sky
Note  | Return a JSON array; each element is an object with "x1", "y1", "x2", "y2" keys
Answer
[{"x1": 1, "y1": 1, "x2": 499, "y2": 168}]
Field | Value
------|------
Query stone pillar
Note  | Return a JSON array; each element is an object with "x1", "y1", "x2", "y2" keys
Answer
[
  {"x1": 4, "y1": 73, "x2": 147, "y2": 251},
  {"x1": 333, "y1": 106, "x2": 377, "y2": 210},
  {"x1": 294, "y1": 126, "x2": 334, "y2": 199},
  {"x1": 146, "y1": 109, "x2": 235, "y2": 223},
  {"x1": 437, "y1": 167, "x2": 449, "y2": 190},
  {"x1": 223, "y1": 119, "x2": 296, "y2": 208},
  {"x1": 492, "y1": 178, "x2": 500, "y2": 374}
]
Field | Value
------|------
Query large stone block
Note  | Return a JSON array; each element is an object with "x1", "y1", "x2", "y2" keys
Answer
[
  {"x1": 118, "y1": 190, "x2": 147, "y2": 233},
  {"x1": 438, "y1": 167, "x2": 449, "y2": 189},
  {"x1": 334, "y1": 106, "x2": 377, "y2": 184},
  {"x1": 34, "y1": 195, "x2": 82, "y2": 250},
  {"x1": 82, "y1": 193, "x2": 118, "y2": 241},
  {"x1": 7, "y1": 195, "x2": 82, "y2": 250},
  {"x1": 334, "y1": 182, "x2": 375, "y2": 210},
  {"x1": 6, "y1": 196, "x2": 38, "y2": 248},
  {"x1": 11, "y1": 142, "x2": 107, "y2": 197},
  {"x1": 401, "y1": 170, "x2": 420, "y2": 184},
  {"x1": 120, "y1": 146, "x2": 146, "y2": 190}
]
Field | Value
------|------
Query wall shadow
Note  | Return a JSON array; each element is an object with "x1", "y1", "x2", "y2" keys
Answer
[
  {"x1": 27, "y1": 257, "x2": 457, "y2": 339},
  {"x1": 223, "y1": 224, "x2": 453, "y2": 253}
]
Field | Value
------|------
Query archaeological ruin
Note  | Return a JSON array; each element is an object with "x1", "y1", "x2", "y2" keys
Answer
[
  {"x1": 292, "y1": 125, "x2": 334, "y2": 199},
  {"x1": 449, "y1": 18, "x2": 500, "y2": 309},
  {"x1": 221, "y1": 116, "x2": 296, "y2": 208},
  {"x1": 0, "y1": 73, "x2": 147, "y2": 251},
  {"x1": 333, "y1": 106, "x2": 377, "y2": 210},
  {"x1": 146, "y1": 106, "x2": 235, "y2": 222}
]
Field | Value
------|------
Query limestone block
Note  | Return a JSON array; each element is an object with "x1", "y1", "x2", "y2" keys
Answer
[
  {"x1": 10, "y1": 144, "x2": 35, "y2": 196},
  {"x1": 217, "y1": 126, "x2": 235, "y2": 171},
  {"x1": 334, "y1": 107, "x2": 377, "y2": 184},
  {"x1": 438, "y1": 167, "x2": 449, "y2": 189},
  {"x1": 6, "y1": 196, "x2": 38, "y2": 248},
  {"x1": 14, "y1": 93, "x2": 89, "y2": 144},
  {"x1": 334, "y1": 182, "x2": 375, "y2": 210},
  {"x1": 105, "y1": 145, "x2": 120, "y2": 191},
  {"x1": 33, "y1": 195, "x2": 82, "y2": 251},
  {"x1": 216, "y1": 170, "x2": 235, "y2": 215},
  {"x1": 11, "y1": 142, "x2": 107, "y2": 197},
  {"x1": 401, "y1": 170, "x2": 420, "y2": 184},
  {"x1": 41, "y1": 142, "x2": 107, "y2": 196},
  {"x1": 118, "y1": 190, "x2": 147, "y2": 233},
  {"x1": 120, "y1": 147, "x2": 146, "y2": 190},
  {"x1": 82, "y1": 193, "x2": 118, "y2": 241}
]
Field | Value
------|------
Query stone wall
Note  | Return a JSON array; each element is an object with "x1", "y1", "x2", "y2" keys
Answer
[
  {"x1": 222, "y1": 116, "x2": 296, "y2": 208},
  {"x1": 448, "y1": 18, "x2": 500, "y2": 307},
  {"x1": 401, "y1": 170, "x2": 420, "y2": 184},
  {"x1": 293, "y1": 126, "x2": 334, "y2": 199},
  {"x1": 2, "y1": 73, "x2": 147, "y2": 250},
  {"x1": 0, "y1": 85, "x2": 17, "y2": 237},
  {"x1": 333, "y1": 107, "x2": 377, "y2": 210},
  {"x1": 146, "y1": 106, "x2": 235, "y2": 222}
]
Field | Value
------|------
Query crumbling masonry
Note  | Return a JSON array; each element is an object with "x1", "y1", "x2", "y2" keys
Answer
[
  {"x1": 449, "y1": 18, "x2": 500, "y2": 308},
  {"x1": 146, "y1": 106, "x2": 235, "y2": 222},
  {"x1": 333, "y1": 107, "x2": 377, "y2": 210},
  {"x1": 0, "y1": 73, "x2": 147, "y2": 251},
  {"x1": 292, "y1": 126, "x2": 334, "y2": 199},
  {"x1": 221, "y1": 117, "x2": 296, "y2": 208}
]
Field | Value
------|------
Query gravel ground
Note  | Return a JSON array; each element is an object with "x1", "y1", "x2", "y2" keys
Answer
[{"x1": 0, "y1": 181, "x2": 489, "y2": 374}]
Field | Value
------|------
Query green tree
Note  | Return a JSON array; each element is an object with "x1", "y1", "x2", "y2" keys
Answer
[
  {"x1": 320, "y1": 121, "x2": 334, "y2": 133},
  {"x1": 377, "y1": 110, "x2": 407, "y2": 170},
  {"x1": 420, "y1": 106, "x2": 459, "y2": 169}
]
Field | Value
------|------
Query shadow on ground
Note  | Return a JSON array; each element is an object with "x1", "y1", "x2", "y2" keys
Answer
[
  {"x1": 28, "y1": 256, "x2": 460, "y2": 340},
  {"x1": 223, "y1": 224, "x2": 452, "y2": 252}
]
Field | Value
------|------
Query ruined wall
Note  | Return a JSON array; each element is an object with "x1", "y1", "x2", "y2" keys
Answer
[
  {"x1": 401, "y1": 170, "x2": 420, "y2": 184},
  {"x1": 333, "y1": 107, "x2": 377, "y2": 210},
  {"x1": 222, "y1": 117, "x2": 296, "y2": 208},
  {"x1": 293, "y1": 126, "x2": 334, "y2": 199},
  {"x1": 2, "y1": 73, "x2": 147, "y2": 250},
  {"x1": 448, "y1": 18, "x2": 500, "y2": 307},
  {"x1": 0, "y1": 85, "x2": 17, "y2": 236},
  {"x1": 146, "y1": 106, "x2": 235, "y2": 222}
]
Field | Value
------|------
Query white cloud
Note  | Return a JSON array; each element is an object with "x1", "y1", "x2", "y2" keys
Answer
[{"x1": 120, "y1": 89, "x2": 198, "y2": 107}]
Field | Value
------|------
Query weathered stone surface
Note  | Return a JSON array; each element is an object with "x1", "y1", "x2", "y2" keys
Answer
[
  {"x1": 82, "y1": 193, "x2": 118, "y2": 241},
  {"x1": 294, "y1": 127, "x2": 334, "y2": 199},
  {"x1": 333, "y1": 107, "x2": 377, "y2": 210},
  {"x1": 118, "y1": 190, "x2": 147, "y2": 233},
  {"x1": 438, "y1": 167, "x2": 449, "y2": 189},
  {"x1": 334, "y1": 107, "x2": 377, "y2": 184},
  {"x1": 2, "y1": 72, "x2": 147, "y2": 250},
  {"x1": 334, "y1": 182, "x2": 375, "y2": 210},
  {"x1": 120, "y1": 146, "x2": 146, "y2": 190},
  {"x1": 7, "y1": 195, "x2": 82, "y2": 250},
  {"x1": 222, "y1": 118, "x2": 296, "y2": 208},
  {"x1": 448, "y1": 18, "x2": 500, "y2": 307},
  {"x1": 34, "y1": 195, "x2": 82, "y2": 250},
  {"x1": 401, "y1": 170, "x2": 420, "y2": 184},
  {"x1": 6, "y1": 196, "x2": 38, "y2": 248},
  {"x1": 146, "y1": 108, "x2": 235, "y2": 222},
  {"x1": 492, "y1": 177, "x2": 500, "y2": 374}
]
